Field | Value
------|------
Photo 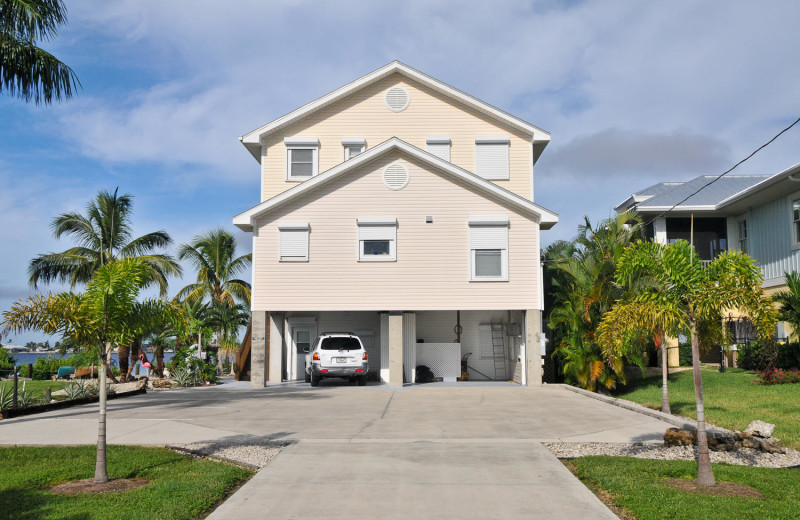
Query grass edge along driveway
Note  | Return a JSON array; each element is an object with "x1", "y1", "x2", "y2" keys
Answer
[
  {"x1": 614, "y1": 367, "x2": 800, "y2": 450},
  {"x1": 0, "y1": 445, "x2": 253, "y2": 520}
]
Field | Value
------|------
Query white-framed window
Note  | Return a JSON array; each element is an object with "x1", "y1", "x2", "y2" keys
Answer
[
  {"x1": 284, "y1": 137, "x2": 319, "y2": 181},
  {"x1": 357, "y1": 218, "x2": 397, "y2": 261},
  {"x1": 469, "y1": 216, "x2": 508, "y2": 281},
  {"x1": 342, "y1": 137, "x2": 366, "y2": 161},
  {"x1": 426, "y1": 136, "x2": 451, "y2": 162},
  {"x1": 793, "y1": 197, "x2": 800, "y2": 249},
  {"x1": 278, "y1": 222, "x2": 309, "y2": 262},
  {"x1": 475, "y1": 136, "x2": 509, "y2": 180},
  {"x1": 737, "y1": 218, "x2": 748, "y2": 254}
]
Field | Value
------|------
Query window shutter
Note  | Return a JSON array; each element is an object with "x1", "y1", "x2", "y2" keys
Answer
[
  {"x1": 279, "y1": 223, "x2": 309, "y2": 261},
  {"x1": 469, "y1": 224, "x2": 508, "y2": 250},
  {"x1": 426, "y1": 137, "x2": 451, "y2": 162},
  {"x1": 358, "y1": 221, "x2": 396, "y2": 241},
  {"x1": 475, "y1": 137, "x2": 509, "y2": 180}
]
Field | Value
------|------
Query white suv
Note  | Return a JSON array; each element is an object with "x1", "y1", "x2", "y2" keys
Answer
[{"x1": 304, "y1": 332, "x2": 369, "y2": 386}]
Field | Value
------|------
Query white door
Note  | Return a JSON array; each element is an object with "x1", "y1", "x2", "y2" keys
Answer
[{"x1": 292, "y1": 326, "x2": 314, "y2": 380}]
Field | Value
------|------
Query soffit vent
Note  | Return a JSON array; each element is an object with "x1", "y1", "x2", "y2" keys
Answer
[
  {"x1": 385, "y1": 86, "x2": 410, "y2": 112},
  {"x1": 383, "y1": 163, "x2": 410, "y2": 190}
]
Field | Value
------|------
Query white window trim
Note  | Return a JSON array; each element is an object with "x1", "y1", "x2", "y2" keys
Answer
[
  {"x1": 791, "y1": 192, "x2": 800, "y2": 251},
  {"x1": 342, "y1": 137, "x2": 366, "y2": 161},
  {"x1": 736, "y1": 216, "x2": 748, "y2": 254},
  {"x1": 469, "y1": 216, "x2": 509, "y2": 282},
  {"x1": 357, "y1": 217, "x2": 397, "y2": 262},
  {"x1": 285, "y1": 137, "x2": 320, "y2": 181},
  {"x1": 475, "y1": 136, "x2": 510, "y2": 180},
  {"x1": 278, "y1": 222, "x2": 310, "y2": 262}
]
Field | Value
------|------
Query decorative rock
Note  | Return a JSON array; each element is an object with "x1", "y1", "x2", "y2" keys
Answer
[
  {"x1": 744, "y1": 420, "x2": 775, "y2": 439},
  {"x1": 742, "y1": 437, "x2": 760, "y2": 449},
  {"x1": 664, "y1": 428, "x2": 695, "y2": 446},
  {"x1": 760, "y1": 437, "x2": 786, "y2": 454}
]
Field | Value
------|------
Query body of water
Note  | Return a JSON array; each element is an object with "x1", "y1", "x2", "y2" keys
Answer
[{"x1": 10, "y1": 351, "x2": 175, "y2": 368}]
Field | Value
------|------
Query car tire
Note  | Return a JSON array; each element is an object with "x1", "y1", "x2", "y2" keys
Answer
[
  {"x1": 348, "y1": 376, "x2": 356, "y2": 384},
  {"x1": 358, "y1": 375, "x2": 367, "y2": 386},
  {"x1": 310, "y1": 372, "x2": 320, "y2": 387},
  {"x1": 305, "y1": 370, "x2": 311, "y2": 383}
]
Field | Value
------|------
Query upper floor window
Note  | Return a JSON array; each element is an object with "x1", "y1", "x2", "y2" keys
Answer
[
  {"x1": 475, "y1": 136, "x2": 509, "y2": 180},
  {"x1": 468, "y1": 216, "x2": 508, "y2": 281},
  {"x1": 357, "y1": 218, "x2": 397, "y2": 261},
  {"x1": 342, "y1": 137, "x2": 366, "y2": 161},
  {"x1": 793, "y1": 198, "x2": 800, "y2": 248},
  {"x1": 737, "y1": 218, "x2": 748, "y2": 255},
  {"x1": 284, "y1": 137, "x2": 319, "y2": 181},
  {"x1": 426, "y1": 136, "x2": 451, "y2": 162}
]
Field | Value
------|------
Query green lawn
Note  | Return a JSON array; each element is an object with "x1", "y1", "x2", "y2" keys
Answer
[
  {"x1": 0, "y1": 446, "x2": 253, "y2": 520},
  {"x1": 569, "y1": 456, "x2": 800, "y2": 520},
  {"x1": 615, "y1": 367, "x2": 800, "y2": 449},
  {"x1": 0, "y1": 380, "x2": 69, "y2": 394}
]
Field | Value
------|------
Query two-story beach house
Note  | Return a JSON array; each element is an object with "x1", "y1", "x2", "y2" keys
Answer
[
  {"x1": 617, "y1": 161, "x2": 800, "y2": 359},
  {"x1": 233, "y1": 62, "x2": 558, "y2": 388}
]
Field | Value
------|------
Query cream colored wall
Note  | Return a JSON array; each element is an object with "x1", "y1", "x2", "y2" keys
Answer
[
  {"x1": 252, "y1": 151, "x2": 540, "y2": 311},
  {"x1": 260, "y1": 73, "x2": 534, "y2": 202}
]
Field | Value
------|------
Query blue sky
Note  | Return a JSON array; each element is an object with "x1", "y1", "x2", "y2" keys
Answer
[{"x1": 2, "y1": 0, "x2": 800, "y2": 344}]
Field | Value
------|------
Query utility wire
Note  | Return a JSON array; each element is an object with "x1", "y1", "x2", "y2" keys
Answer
[{"x1": 644, "y1": 115, "x2": 800, "y2": 226}]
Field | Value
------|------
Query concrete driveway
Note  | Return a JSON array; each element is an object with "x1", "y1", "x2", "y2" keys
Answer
[{"x1": 0, "y1": 381, "x2": 676, "y2": 519}]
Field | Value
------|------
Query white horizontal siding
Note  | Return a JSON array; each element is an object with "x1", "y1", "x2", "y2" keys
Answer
[
  {"x1": 261, "y1": 75, "x2": 533, "y2": 202},
  {"x1": 750, "y1": 196, "x2": 800, "y2": 281},
  {"x1": 252, "y1": 152, "x2": 540, "y2": 311}
]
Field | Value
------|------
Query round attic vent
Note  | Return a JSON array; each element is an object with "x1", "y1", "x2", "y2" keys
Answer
[
  {"x1": 383, "y1": 163, "x2": 409, "y2": 190},
  {"x1": 384, "y1": 86, "x2": 410, "y2": 112}
]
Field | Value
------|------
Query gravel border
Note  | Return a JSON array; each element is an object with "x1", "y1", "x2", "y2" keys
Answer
[
  {"x1": 169, "y1": 440, "x2": 286, "y2": 469},
  {"x1": 554, "y1": 384, "x2": 800, "y2": 468}
]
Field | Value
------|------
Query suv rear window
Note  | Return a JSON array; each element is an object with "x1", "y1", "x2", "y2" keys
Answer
[{"x1": 320, "y1": 337, "x2": 361, "y2": 350}]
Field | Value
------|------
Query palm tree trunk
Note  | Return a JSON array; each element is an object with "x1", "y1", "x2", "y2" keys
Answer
[
  {"x1": 94, "y1": 344, "x2": 109, "y2": 484},
  {"x1": 155, "y1": 345, "x2": 165, "y2": 377},
  {"x1": 660, "y1": 333, "x2": 671, "y2": 414},
  {"x1": 691, "y1": 320, "x2": 715, "y2": 487},
  {"x1": 217, "y1": 329, "x2": 224, "y2": 374},
  {"x1": 126, "y1": 339, "x2": 140, "y2": 381},
  {"x1": 118, "y1": 342, "x2": 130, "y2": 383}
]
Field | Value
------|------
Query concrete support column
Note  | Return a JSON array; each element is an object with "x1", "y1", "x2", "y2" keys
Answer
[
  {"x1": 402, "y1": 312, "x2": 416, "y2": 384},
  {"x1": 379, "y1": 313, "x2": 390, "y2": 383},
  {"x1": 525, "y1": 309, "x2": 543, "y2": 386},
  {"x1": 250, "y1": 311, "x2": 268, "y2": 389},
  {"x1": 268, "y1": 312, "x2": 285, "y2": 384},
  {"x1": 388, "y1": 312, "x2": 404, "y2": 386}
]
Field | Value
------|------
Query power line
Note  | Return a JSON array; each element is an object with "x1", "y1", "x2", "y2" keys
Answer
[{"x1": 644, "y1": 115, "x2": 800, "y2": 226}]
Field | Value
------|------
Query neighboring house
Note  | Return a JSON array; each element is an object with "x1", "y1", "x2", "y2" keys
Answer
[
  {"x1": 233, "y1": 61, "x2": 558, "y2": 388},
  {"x1": 617, "y1": 161, "x2": 800, "y2": 359}
]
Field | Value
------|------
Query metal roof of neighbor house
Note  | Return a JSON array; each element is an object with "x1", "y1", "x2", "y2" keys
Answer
[
  {"x1": 620, "y1": 175, "x2": 771, "y2": 212},
  {"x1": 233, "y1": 137, "x2": 559, "y2": 232}
]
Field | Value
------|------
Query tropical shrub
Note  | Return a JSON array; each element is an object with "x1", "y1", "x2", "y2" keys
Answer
[
  {"x1": 32, "y1": 356, "x2": 73, "y2": 380},
  {"x1": 0, "y1": 347, "x2": 15, "y2": 372},
  {"x1": 738, "y1": 340, "x2": 800, "y2": 371},
  {"x1": 755, "y1": 368, "x2": 800, "y2": 385}
]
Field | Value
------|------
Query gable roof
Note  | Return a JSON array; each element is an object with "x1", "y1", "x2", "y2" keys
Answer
[
  {"x1": 615, "y1": 175, "x2": 771, "y2": 213},
  {"x1": 233, "y1": 137, "x2": 559, "y2": 232},
  {"x1": 239, "y1": 61, "x2": 551, "y2": 161}
]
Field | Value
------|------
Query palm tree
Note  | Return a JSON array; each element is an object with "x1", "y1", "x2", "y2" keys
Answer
[
  {"x1": 3, "y1": 258, "x2": 159, "y2": 483},
  {"x1": 597, "y1": 240, "x2": 776, "y2": 487},
  {"x1": 773, "y1": 271, "x2": 800, "y2": 341},
  {"x1": 0, "y1": 0, "x2": 80, "y2": 104},
  {"x1": 176, "y1": 229, "x2": 251, "y2": 372},
  {"x1": 28, "y1": 188, "x2": 182, "y2": 297},
  {"x1": 546, "y1": 211, "x2": 643, "y2": 390},
  {"x1": 206, "y1": 302, "x2": 250, "y2": 374}
]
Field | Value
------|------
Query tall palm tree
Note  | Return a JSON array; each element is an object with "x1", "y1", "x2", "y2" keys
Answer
[
  {"x1": 0, "y1": 0, "x2": 80, "y2": 104},
  {"x1": 28, "y1": 188, "x2": 182, "y2": 297},
  {"x1": 206, "y1": 301, "x2": 250, "y2": 374},
  {"x1": 176, "y1": 229, "x2": 251, "y2": 372},
  {"x1": 3, "y1": 258, "x2": 156, "y2": 483},
  {"x1": 597, "y1": 241, "x2": 776, "y2": 487}
]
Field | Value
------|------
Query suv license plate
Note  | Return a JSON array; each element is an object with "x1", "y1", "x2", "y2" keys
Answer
[{"x1": 335, "y1": 357, "x2": 347, "y2": 363}]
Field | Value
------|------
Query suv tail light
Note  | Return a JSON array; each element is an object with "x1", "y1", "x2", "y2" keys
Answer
[
  {"x1": 312, "y1": 352, "x2": 320, "y2": 361},
  {"x1": 362, "y1": 352, "x2": 368, "y2": 360}
]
